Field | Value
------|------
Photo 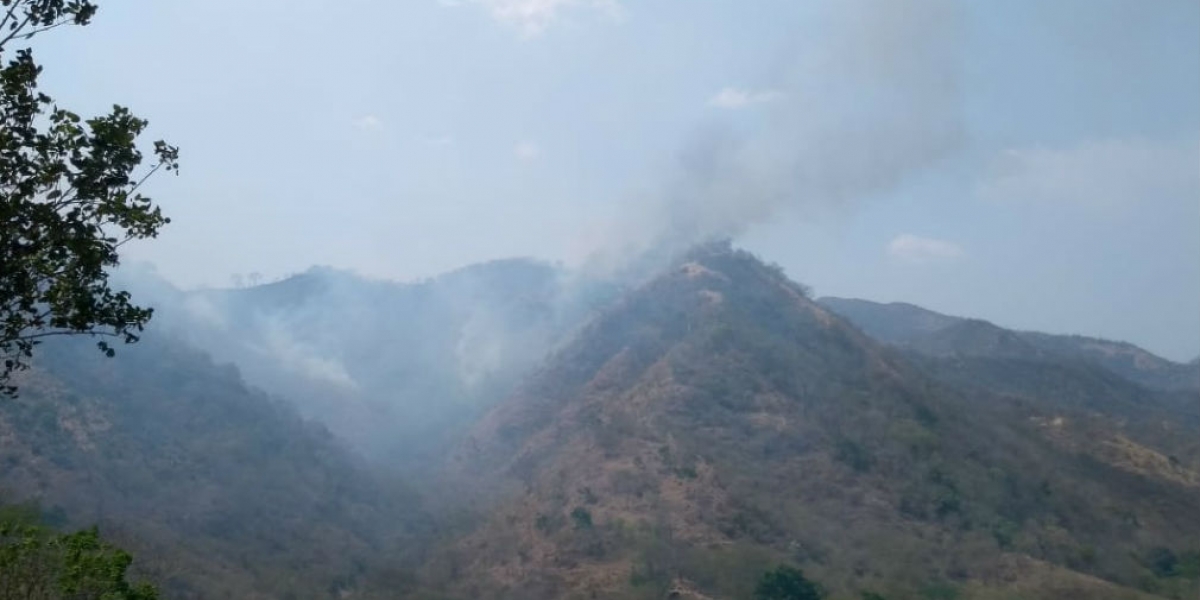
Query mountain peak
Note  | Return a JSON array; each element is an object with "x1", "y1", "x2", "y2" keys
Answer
[{"x1": 432, "y1": 248, "x2": 1199, "y2": 600}]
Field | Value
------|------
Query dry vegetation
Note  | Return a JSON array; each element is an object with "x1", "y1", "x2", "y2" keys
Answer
[{"x1": 425, "y1": 244, "x2": 1200, "y2": 600}]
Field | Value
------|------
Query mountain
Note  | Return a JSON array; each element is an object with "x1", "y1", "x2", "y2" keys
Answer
[
  {"x1": 0, "y1": 335, "x2": 427, "y2": 599},
  {"x1": 6, "y1": 251, "x2": 1196, "y2": 599},
  {"x1": 819, "y1": 297, "x2": 1200, "y2": 391},
  {"x1": 115, "y1": 259, "x2": 618, "y2": 468},
  {"x1": 421, "y1": 243, "x2": 1200, "y2": 600}
]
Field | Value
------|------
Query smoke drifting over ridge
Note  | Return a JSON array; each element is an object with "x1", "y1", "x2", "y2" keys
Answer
[
  {"x1": 586, "y1": 0, "x2": 964, "y2": 273},
  {"x1": 108, "y1": 259, "x2": 621, "y2": 465}
]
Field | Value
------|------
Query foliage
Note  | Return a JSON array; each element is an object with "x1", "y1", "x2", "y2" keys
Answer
[
  {"x1": 1177, "y1": 551, "x2": 1200, "y2": 580},
  {"x1": 919, "y1": 582, "x2": 960, "y2": 600},
  {"x1": 1144, "y1": 547, "x2": 1179, "y2": 578},
  {"x1": 1139, "y1": 546, "x2": 1200, "y2": 584},
  {"x1": 1, "y1": 0, "x2": 179, "y2": 394},
  {"x1": 0, "y1": 511, "x2": 158, "y2": 599},
  {"x1": 570, "y1": 507, "x2": 593, "y2": 530},
  {"x1": 753, "y1": 565, "x2": 825, "y2": 600},
  {"x1": 834, "y1": 439, "x2": 874, "y2": 473}
]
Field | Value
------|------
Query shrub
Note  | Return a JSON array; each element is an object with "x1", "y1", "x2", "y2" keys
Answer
[
  {"x1": 570, "y1": 507, "x2": 593, "y2": 530},
  {"x1": 0, "y1": 517, "x2": 158, "y2": 599},
  {"x1": 753, "y1": 565, "x2": 825, "y2": 600},
  {"x1": 835, "y1": 439, "x2": 874, "y2": 473}
]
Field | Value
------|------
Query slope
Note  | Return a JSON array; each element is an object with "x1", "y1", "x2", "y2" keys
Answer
[
  {"x1": 427, "y1": 243, "x2": 1200, "y2": 600},
  {"x1": 0, "y1": 335, "x2": 426, "y2": 599}
]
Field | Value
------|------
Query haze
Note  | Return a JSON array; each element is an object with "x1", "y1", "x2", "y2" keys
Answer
[{"x1": 33, "y1": 0, "x2": 1200, "y2": 360}]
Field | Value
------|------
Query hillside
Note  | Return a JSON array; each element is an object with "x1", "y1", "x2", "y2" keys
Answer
[
  {"x1": 818, "y1": 298, "x2": 1200, "y2": 392},
  {"x1": 0, "y1": 335, "x2": 427, "y2": 599},
  {"x1": 425, "y1": 244, "x2": 1200, "y2": 600}
]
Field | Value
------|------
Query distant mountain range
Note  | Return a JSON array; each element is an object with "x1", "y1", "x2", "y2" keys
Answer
[
  {"x1": 818, "y1": 297, "x2": 1199, "y2": 392},
  {"x1": 3, "y1": 245, "x2": 1197, "y2": 599}
]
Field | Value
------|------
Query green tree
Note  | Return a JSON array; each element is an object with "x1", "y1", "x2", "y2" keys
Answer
[
  {"x1": 1, "y1": 0, "x2": 178, "y2": 395},
  {"x1": 753, "y1": 565, "x2": 825, "y2": 600},
  {"x1": 1, "y1": 513, "x2": 158, "y2": 599}
]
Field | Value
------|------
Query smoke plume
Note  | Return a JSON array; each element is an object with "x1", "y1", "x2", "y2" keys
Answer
[{"x1": 587, "y1": 0, "x2": 964, "y2": 274}]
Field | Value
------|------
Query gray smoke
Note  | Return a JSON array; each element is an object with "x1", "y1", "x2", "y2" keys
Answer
[
  {"x1": 586, "y1": 0, "x2": 964, "y2": 273},
  {"x1": 110, "y1": 259, "x2": 617, "y2": 469}
]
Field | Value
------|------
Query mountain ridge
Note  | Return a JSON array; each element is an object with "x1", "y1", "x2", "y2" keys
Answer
[{"x1": 818, "y1": 297, "x2": 1200, "y2": 391}]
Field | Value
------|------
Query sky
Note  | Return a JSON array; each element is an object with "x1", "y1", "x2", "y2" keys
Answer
[{"x1": 28, "y1": 0, "x2": 1200, "y2": 361}]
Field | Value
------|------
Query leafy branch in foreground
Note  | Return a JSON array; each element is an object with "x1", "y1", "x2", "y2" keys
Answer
[{"x1": 1, "y1": 0, "x2": 178, "y2": 394}]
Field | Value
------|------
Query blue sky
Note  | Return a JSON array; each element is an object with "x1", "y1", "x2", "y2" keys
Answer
[{"x1": 30, "y1": 0, "x2": 1200, "y2": 360}]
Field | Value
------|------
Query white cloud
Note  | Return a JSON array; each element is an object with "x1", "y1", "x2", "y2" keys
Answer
[
  {"x1": 426, "y1": 135, "x2": 456, "y2": 147},
  {"x1": 887, "y1": 234, "x2": 964, "y2": 264},
  {"x1": 978, "y1": 138, "x2": 1200, "y2": 211},
  {"x1": 707, "y1": 87, "x2": 784, "y2": 109},
  {"x1": 447, "y1": 0, "x2": 622, "y2": 37},
  {"x1": 353, "y1": 114, "x2": 383, "y2": 131},
  {"x1": 514, "y1": 140, "x2": 541, "y2": 161}
]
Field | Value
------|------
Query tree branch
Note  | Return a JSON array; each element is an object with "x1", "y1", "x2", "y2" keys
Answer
[
  {"x1": 20, "y1": 329, "x2": 120, "y2": 341},
  {"x1": 0, "y1": 11, "x2": 32, "y2": 49},
  {"x1": 120, "y1": 158, "x2": 167, "y2": 201},
  {"x1": 0, "y1": 1, "x2": 22, "y2": 37},
  {"x1": 12, "y1": 17, "x2": 72, "y2": 40}
]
